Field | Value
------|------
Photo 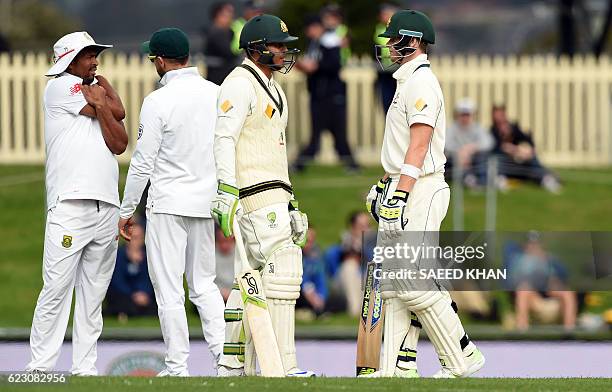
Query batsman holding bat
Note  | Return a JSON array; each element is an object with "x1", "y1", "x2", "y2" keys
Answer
[
  {"x1": 362, "y1": 10, "x2": 485, "y2": 378},
  {"x1": 211, "y1": 14, "x2": 313, "y2": 377}
]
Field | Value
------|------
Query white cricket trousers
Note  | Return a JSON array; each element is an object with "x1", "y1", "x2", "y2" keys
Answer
[
  {"x1": 27, "y1": 199, "x2": 119, "y2": 375},
  {"x1": 145, "y1": 211, "x2": 225, "y2": 376}
]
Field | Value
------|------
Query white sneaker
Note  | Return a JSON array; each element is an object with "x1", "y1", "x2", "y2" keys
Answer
[
  {"x1": 496, "y1": 175, "x2": 509, "y2": 192},
  {"x1": 464, "y1": 347, "x2": 485, "y2": 377},
  {"x1": 156, "y1": 368, "x2": 189, "y2": 377},
  {"x1": 542, "y1": 175, "x2": 562, "y2": 194},
  {"x1": 286, "y1": 369, "x2": 316, "y2": 377},
  {"x1": 217, "y1": 365, "x2": 245, "y2": 377}
]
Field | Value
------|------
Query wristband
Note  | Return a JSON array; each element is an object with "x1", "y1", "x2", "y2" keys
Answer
[{"x1": 400, "y1": 164, "x2": 421, "y2": 180}]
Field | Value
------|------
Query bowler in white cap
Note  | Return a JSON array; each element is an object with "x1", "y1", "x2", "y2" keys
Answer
[{"x1": 26, "y1": 31, "x2": 128, "y2": 375}]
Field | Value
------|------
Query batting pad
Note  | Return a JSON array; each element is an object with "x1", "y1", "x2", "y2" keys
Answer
[
  {"x1": 262, "y1": 245, "x2": 302, "y2": 300},
  {"x1": 268, "y1": 298, "x2": 297, "y2": 374},
  {"x1": 219, "y1": 284, "x2": 254, "y2": 371},
  {"x1": 413, "y1": 292, "x2": 467, "y2": 376},
  {"x1": 381, "y1": 298, "x2": 410, "y2": 376}
]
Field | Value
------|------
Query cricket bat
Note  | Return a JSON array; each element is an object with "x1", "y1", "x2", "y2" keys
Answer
[
  {"x1": 233, "y1": 212, "x2": 285, "y2": 377},
  {"x1": 356, "y1": 260, "x2": 385, "y2": 376}
]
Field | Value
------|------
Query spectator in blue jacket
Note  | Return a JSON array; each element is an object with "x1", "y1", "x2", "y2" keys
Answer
[
  {"x1": 105, "y1": 221, "x2": 156, "y2": 320},
  {"x1": 297, "y1": 229, "x2": 328, "y2": 316}
]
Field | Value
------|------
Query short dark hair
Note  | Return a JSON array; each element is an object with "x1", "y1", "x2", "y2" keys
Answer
[
  {"x1": 348, "y1": 210, "x2": 366, "y2": 227},
  {"x1": 210, "y1": 1, "x2": 232, "y2": 20},
  {"x1": 163, "y1": 56, "x2": 189, "y2": 65},
  {"x1": 420, "y1": 40, "x2": 428, "y2": 53}
]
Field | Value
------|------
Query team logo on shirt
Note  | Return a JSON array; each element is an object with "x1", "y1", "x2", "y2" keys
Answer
[
  {"x1": 267, "y1": 212, "x2": 277, "y2": 228},
  {"x1": 62, "y1": 235, "x2": 72, "y2": 248},
  {"x1": 138, "y1": 124, "x2": 144, "y2": 140},
  {"x1": 265, "y1": 104, "x2": 276, "y2": 119},
  {"x1": 414, "y1": 98, "x2": 427, "y2": 111},
  {"x1": 69, "y1": 83, "x2": 81, "y2": 96},
  {"x1": 220, "y1": 100, "x2": 233, "y2": 113}
]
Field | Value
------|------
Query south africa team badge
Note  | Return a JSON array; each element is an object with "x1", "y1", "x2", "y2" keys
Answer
[{"x1": 62, "y1": 235, "x2": 72, "y2": 248}]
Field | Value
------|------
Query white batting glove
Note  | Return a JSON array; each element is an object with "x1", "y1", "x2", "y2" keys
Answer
[
  {"x1": 379, "y1": 190, "x2": 410, "y2": 240},
  {"x1": 366, "y1": 177, "x2": 389, "y2": 222},
  {"x1": 288, "y1": 199, "x2": 308, "y2": 248}
]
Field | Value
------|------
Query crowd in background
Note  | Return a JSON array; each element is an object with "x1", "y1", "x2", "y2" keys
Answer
[{"x1": 445, "y1": 99, "x2": 562, "y2": 193}]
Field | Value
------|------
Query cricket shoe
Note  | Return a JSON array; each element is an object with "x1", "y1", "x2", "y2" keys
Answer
[
  {"x1": 463, "y1": 347, "x2": 485, "y2": 377},
  {"x1": 394, "y1": 367, "x2": 420, "y2": 378},
  {"x1": 431, "y1": 368, "x2": 458, "y2": 378},
  {"x1": 357, "y1": 368, "x2": 419, "y2": 378},
  {"x1": 286, "y1": 369, "x2": 316, "y2": 377},
  {"x1": 431, "y1": 348, "x2": 485, "y2": 378},
  {"x1": 357, "y1": 370, "x2": 382, "y2": 378},
  {"x1": 217, "y1": 365, "x2": 245, "y2": 377},
  {"x1": 156, "y1": 368, "x2": 189, "y2": 377}
]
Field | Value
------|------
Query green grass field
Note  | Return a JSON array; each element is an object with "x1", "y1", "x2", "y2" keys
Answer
[
  {"x1": 1, "y1": 165, "x2": 612, "y2": 327},
  {"x1": 2, "y1": 376, "x2": 612, "y2": 392}
]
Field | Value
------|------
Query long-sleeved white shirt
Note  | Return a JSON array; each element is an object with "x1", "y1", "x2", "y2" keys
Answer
[{"x1": 120, "y1": 67, "x2": 219, "y2": 218}]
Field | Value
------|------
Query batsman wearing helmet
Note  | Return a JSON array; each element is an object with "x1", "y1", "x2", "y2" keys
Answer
[
  {"x1": 365, "y1": 10, "x2": 485, "y2": 378},
  {"x1": 211, "y1": 14, "x2": 312, "y2": 377}
]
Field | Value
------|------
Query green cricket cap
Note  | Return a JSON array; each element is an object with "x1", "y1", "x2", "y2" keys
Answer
[{"x1": 141, "y1": 27, "x2": 190, "y2": 58}]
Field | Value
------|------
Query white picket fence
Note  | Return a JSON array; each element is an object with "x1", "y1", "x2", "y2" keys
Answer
[{"x1": 0, "y1": 52, "x2": 611, "y2": 166}]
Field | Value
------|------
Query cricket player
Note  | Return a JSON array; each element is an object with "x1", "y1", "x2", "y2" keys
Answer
[
  {"x1": 27, "y1": 32, "x2": 127, "y2": 375},
  {"x1": 118, "y1": 28, "x2": 225, "y2": 376},
  {"x1": 211, "y1": 14, "x2": 312, "y2": 377},
  {"x1": 365, "y1": 10, "x2": 485, "y2": 378}
]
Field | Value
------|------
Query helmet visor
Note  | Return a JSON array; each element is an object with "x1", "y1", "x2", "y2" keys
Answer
[{"x1": 375, "y1": 30, "x2": 422, "y2": 71}]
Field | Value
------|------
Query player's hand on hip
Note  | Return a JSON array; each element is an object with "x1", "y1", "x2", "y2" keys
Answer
[
  {"x1": 211, "y1": 182, "x2": 239, "y2": 237},
  {"x1": 81, "y1": 84, "x2": 107, "y2": 107},
  {"x1": 366, "y1": 177, "x2": 389, "y2": 223},
  {"x1": 379, "y1": 190, "x2": 409, "y2": 240},
  {"x1": 288, "y1": 199, "x2": 308, "y2": 248},
  {"x1": 118, "y1": 216, "x2": 136, "y2": 241}
]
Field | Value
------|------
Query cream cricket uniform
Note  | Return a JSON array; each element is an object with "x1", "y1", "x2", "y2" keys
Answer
[
  {"x1": 381, "y1": 53, "x2": 449, "y2": 231},
  {"x1": 214, "y1": 58, "x2": 302, "y2": 374},
  {"x1": 27, "y1": 73, "x2": 120, "y2": 375},
  {"x1": 120, "y1": 67, "x2": 225, "y2": 376},
  {"x1": 378, "y1": 54, "x2": 471, "y2": 376}
]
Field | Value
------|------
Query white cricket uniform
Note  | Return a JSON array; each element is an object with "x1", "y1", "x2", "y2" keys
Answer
[
  {"x1": 378, "y1": 55, "x2": 473, "y2": 377},
  {"x1": 119, "y1": 67, "x2": 225, "y2": 376},
  {"x1": 214, "y1": 59, "x2": 303, "y2": 374},
  {"x1": 27, "y1": 73, "x2": 120, "y2": 375},
  {"x1": 381, "y1": 53, "x2": 449, "y2": 232}
]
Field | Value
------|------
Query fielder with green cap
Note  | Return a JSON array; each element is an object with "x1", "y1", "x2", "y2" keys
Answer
[
  {"x1": 363, "y1": 10, "x2": 485, "y2": 378},
  {"x1": 210, "y1": 14, "x2": 312, "y2": 377},
  {"x1": 119, "y1": 27, "x2": 225, "y2": 376}
]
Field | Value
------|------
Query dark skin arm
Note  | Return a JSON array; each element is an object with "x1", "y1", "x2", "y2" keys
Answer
[
  {"x1": 79, "y1": 76, "x2": 126, "y2": 121},
  {"x1": 81, "y1": 84, "x2": 128, "y2": 155},
  {"x1": 96, "y1": 75, "x2": 126, "y2": 120}
]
